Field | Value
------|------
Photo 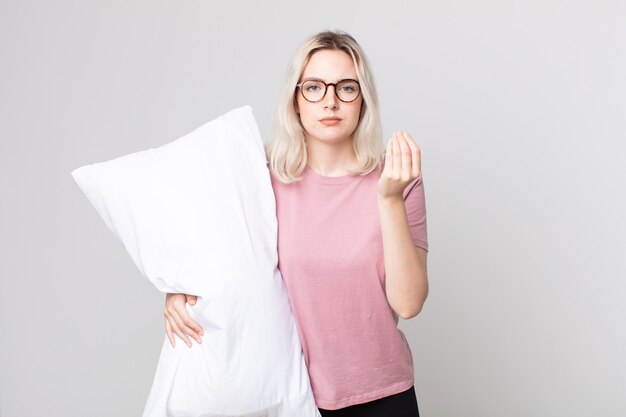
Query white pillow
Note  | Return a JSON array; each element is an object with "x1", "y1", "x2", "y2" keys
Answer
[{"x1": 71, "y1": 105, "x2": 321, "y2": 417}]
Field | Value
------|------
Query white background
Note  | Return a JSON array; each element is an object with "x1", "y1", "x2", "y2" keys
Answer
[{"x1": 1, "y1": 1, "x2": 625, "y2": 416}]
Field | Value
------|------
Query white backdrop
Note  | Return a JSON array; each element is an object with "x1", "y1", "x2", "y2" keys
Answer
[{"x1": 1, "y1": 1, "x2": 625, "y2": 416}]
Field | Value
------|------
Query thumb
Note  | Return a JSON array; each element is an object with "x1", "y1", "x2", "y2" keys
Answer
[{"x1": 186, "y1": 294, "x2": 197, "y2": 305}]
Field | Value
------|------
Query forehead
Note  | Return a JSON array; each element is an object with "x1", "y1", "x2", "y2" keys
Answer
[{"x1": 301, "y1": 49, "x2": 357, "y2": 81}]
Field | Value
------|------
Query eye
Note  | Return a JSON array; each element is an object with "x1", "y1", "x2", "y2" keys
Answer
[
  {"x1": 338, "y1": 81, "x2": 359, "y2": 93},
  {"x1": 306, "y1": 85, "x2": 321, "y2": 92}
]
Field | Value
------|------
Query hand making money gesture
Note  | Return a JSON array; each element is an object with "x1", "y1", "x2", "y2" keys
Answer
[{"x1": 377, "y1": 131, "x2": 422, "y2": 200}]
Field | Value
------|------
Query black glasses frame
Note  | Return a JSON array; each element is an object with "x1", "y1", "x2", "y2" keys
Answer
[{"x1": 295, "y1": 78, "x2": 361, "y2": 103}]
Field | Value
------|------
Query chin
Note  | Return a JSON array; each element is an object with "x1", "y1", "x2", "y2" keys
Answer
[
  {"x1": 308, "y1": 127, "x2": 356, "y2": 143},
  {"x1": 311, "y1": 134, "x2": 352, "y2": 144}
]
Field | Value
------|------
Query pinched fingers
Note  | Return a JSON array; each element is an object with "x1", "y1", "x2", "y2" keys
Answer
[
  {"x1": 391, "y1": 132, "x2": 400, "y2": 179},
  {"x1": 397, "y1": 132, "x2": 412, "y2": 180},
  {"x1": 388, "y1": 131, "x2": 420, "y2": 180},
  {"x1": 400, "y1": 131, "x2": 421, "y2": 178}
]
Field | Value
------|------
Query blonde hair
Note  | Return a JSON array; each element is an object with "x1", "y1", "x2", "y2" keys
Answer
[{"x1": 265, "y1": 29, "x2": 384, "y2": 184}]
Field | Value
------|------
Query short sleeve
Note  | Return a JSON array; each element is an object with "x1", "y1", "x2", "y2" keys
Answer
[{"x1": 402, "y1": 174, "x2": 429, "y2": 252}]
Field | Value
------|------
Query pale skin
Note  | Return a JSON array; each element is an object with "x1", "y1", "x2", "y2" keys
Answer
[{"x1": 163, "y1": 49, "x2": 428, "y2": 348}]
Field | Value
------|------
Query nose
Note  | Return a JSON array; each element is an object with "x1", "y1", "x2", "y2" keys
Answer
[{"x1": 322, "y1": 85, "x2": 339, "y2": 109}]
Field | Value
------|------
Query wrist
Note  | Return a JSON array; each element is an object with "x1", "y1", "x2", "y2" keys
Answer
[{"x1": 377, "y1": 193, "x2": 404, "y2": 206}]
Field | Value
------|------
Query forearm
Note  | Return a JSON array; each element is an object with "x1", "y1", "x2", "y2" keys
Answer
[{"x1": 378, "y1": 195, "x2": 429, "y2": 319}]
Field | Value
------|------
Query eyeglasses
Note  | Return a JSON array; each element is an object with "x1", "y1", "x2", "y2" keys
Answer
[{"x1": 296, "y1": 78, "x2": 361, "y2": 103}]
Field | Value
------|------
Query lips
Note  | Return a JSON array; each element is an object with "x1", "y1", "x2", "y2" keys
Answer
[{"x1": 320, "y1": 117, "x2": 342, "y2": 125}]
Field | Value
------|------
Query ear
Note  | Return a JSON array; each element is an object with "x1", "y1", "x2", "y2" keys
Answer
[{"x1": 294, "y1": 97, "x2": 300, "y2": 115}]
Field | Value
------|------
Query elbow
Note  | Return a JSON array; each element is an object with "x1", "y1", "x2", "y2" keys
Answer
[
  {"x1": 398, "y1": 305, "x2": 422, "y2": 320},
  {"x1": 397, "y1": 292, "x2": 428, "y2": 320},
  {"x1": 390, "y1": 276, "x2": 429, "y2": 320}
]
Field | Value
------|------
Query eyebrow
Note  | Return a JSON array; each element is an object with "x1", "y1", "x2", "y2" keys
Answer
[{"x1": 301, "y1": 77, "x2": 358, "y2": 83}]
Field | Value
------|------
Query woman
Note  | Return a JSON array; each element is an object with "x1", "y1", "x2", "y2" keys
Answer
[{"x1": 163, "y1": 29, "x2": 429, "y2": 416}]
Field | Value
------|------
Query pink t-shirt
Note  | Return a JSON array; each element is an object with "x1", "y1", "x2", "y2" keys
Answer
[{"x1": 269, "y1": 164, "x2": 429, "y2": 410}]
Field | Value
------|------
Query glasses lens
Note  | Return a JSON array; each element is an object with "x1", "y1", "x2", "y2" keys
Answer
[
  {"x1": 301, "y1": 80, "x2": 325, "y2": 102},
  {"x1": 336, "y1": 80, "x2": 360, "y2": 102}
]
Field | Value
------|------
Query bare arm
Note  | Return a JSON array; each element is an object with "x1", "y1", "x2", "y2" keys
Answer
[
  {"x1": 378, "y1": 196, "x2": 428, "y2": 319},
  {"x1": 377, "y1": 131, "x2": 429, "y2": 319}
]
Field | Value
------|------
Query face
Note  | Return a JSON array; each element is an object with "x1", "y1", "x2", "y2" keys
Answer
[{"x1": 295, "y1": 49, "x2": 363, "y2": 145}]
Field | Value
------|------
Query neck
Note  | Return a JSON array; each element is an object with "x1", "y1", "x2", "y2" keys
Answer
[{"x1": 306, "y1": 136, "x2": 358, "y2": 176}]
